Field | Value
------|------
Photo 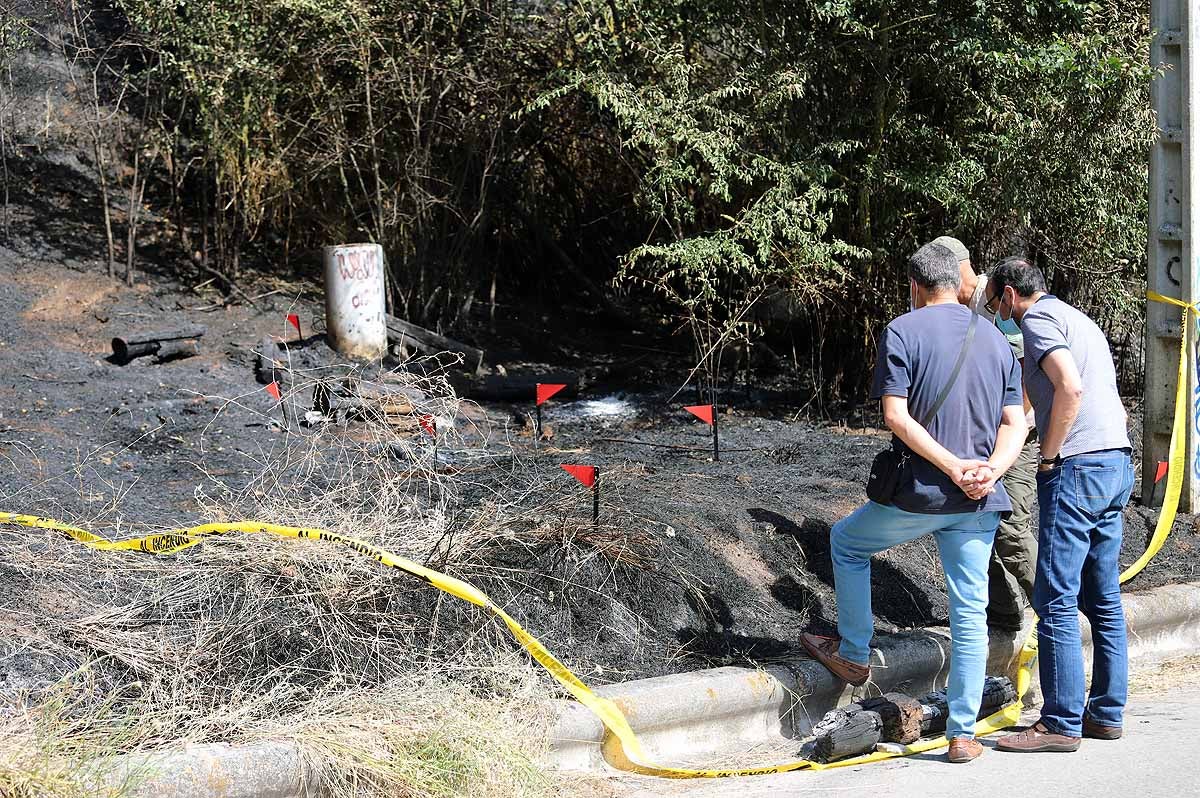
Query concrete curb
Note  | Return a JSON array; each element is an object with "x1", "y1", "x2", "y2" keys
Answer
[
  {"x1": 86, "y1": 581, "x2": 1200, "y2": 794},
  {"x1": 1100, "y1": 582, "x2": 1200, "y2": 664},
  {"x1": 94, "y1": 741, "x2": 316, "y2": 798},
  {"x1": 546, "y1": 580, "x2": 1200, "y2": 771}
]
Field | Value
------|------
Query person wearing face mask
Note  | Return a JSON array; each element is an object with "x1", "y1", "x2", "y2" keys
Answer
[
  {"x1": 984, "y1": 258, "x2": 1134, "y2": 754},
  {"x1": 920, "y1": 240, "x2": 1041, "y2": 635},
  {"x1": 800, "y1": 241, "x2": 1027, "y2": 764}
]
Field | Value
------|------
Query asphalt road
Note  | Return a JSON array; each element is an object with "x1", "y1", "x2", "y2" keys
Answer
[{"x1": 611, "y1": 659, "x2": 1200, "y2": 798}]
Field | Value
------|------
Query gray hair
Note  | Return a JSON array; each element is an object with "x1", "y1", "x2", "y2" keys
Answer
[{"x1": 908, "y1": 242, "x2": 963, "y2": 291}]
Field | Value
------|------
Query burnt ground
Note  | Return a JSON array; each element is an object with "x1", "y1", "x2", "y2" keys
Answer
[
  {"x1": 0, "y1": 59, "x2": 1196, "y2": 704},
  {"x1": 530, "y1": 400, "x2": 1197, "y2": 672},
  {"x1": 0, "y1": 237, "x2": 1196, "y2": 698}
]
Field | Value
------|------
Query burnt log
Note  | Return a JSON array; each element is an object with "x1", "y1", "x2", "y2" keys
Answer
[
  {"x1": 860, "y1": 692, "x2": 924, "y2": 744},
  {"x1": 312, "y1": 376, "x2": 432, "y2": 428},
  {"x1": 322, "y1": 395, "x2": 415, "y2": 418},
  {"x1": 811, "y1": 709, "x2": 882, "y2": 763},
  {"x1": 807, "y1": 675, "x2": 1018, "y2": 763},
  {"x1": 466, "y1": 371, "x2": 580, "y2": 402},
  {"x1": 112, "y1": 325, "x2": 206, "y2": 365},
  {"x1": 255, "y1": 335, "x2": 286, "y2": 385},
  {"x1": 919, "y1": 676, "x2": 1018, "y2": 734},
  {"x1": 351, "y1": 381, "x2": 426, "y2": 405},
  {"x1": 385, "y1": 315, "x2": 484, "y2": 375}
]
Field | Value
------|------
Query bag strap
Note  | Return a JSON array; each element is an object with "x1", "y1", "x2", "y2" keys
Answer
[{"x1": 917, "y1": 308, "x2": 979, "y2": 428}]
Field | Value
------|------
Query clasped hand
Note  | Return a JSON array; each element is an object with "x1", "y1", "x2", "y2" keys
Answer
[{"x1": 949, "y1": 459, "x2": 997, "y2": 501}]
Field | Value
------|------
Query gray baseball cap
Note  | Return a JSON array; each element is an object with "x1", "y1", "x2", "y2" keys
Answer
[{"x1": 930, "y1": 235, "x2": 970, "y2": 263}]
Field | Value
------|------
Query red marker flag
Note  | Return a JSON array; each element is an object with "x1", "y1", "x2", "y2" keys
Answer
[
  {"x1": 684, "y1": 404, "x2": 714, "y2": 425},
  {"x1": 286, "y1": 313, "x2": 301, "y2": 335},
  {"x1": 1155, "y1": 461, "x2": 1169, "y2": 484},
  {"x1": 561, "y1": 464, "x2": 598, "y2": 488},
  {"x1": 264, "y1": 381, "x2": 282, "y2": 402},
  {"x1": 537, "y1": 383, "x2": 567, "y2": 406},
  {"x1": 419, "y1": 414, "x2": 436, "y2": 437}
]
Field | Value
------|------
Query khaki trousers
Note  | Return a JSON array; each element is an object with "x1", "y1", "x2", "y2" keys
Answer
[{"x1": 986, "y1": 438, "x2": 1039, "y2": 627}]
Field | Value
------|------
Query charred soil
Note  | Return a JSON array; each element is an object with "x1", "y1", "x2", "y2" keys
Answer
[{"x1": 0, "y1": 115, "x2": 1195, "y2": 719}]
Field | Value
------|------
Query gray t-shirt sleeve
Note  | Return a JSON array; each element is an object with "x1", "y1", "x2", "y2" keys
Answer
[
  {"x1": 1020, "y1": 309, "x2": 1068, "y2": 368},
  {"x1": 869, "y1": 326, "x2": 910, "y2": 400}
]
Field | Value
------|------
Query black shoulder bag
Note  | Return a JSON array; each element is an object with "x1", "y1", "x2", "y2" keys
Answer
[{"x1": 865, "y1": 310, "x2": 979, "y2": 505}]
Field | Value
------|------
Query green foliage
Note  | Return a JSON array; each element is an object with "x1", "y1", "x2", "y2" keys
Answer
[
  {"x1": 530, "y1": 44, "x2": 854, "y2": 314},
  {"x1": 116, "y1": 0, "x2": 548, "y2": 323},
  {"x1": 533, "y1": 0, "x2": 1153, "y2": 392},
  {"x1": 105, "y1": 0, "x2": 1152, "y2": 392}
]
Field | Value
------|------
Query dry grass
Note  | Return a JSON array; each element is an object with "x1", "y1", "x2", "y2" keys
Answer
[
  {"x1": 0, "y1": 361, "x2": 662, "y2": 797},
  {"x1": 1126, "y1": 654, "x2": 1200, "y2": 695},
  {"x1": 258, "y1": 671, "x2": 554, "y2": 798},
  {"x1": 0, "y1": 668, "x2": 559, "y2": 798},
  {"x1": 0, "y1": 675, "x2": 161, "y2": 798}
]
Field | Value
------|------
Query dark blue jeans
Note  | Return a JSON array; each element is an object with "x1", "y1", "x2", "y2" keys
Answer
[{"x1": 1033, "y1": 448, "x2": 1134, "y2": 736}]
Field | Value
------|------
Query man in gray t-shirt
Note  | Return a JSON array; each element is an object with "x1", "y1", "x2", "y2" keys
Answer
[{"x1": 987, "y1": 259, "x2": 1134, "y2": 756}]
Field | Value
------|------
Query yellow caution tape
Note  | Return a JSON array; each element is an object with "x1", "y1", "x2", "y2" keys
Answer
[
  {"x1": 0, "y1": 293, "x2": 1183, "y2": 777},
  {"x1": 1127, "y1": 292, "x2": 1192, "y2": 582},
  {"x1": 0, "y1": 505, "x2": 1062, "y2": 777}
]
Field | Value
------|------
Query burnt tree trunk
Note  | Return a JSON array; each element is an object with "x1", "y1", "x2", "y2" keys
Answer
[
  {"x1": 812, "y1": 709, "x2": 882, "y2": 763},
  {"x1": 112, "y1": 325, "x2": 206, "y2": 364},
  {"x1": 860, "y1": 692, "x2": 925, "y2": 744},
  {"x1": 466, "y1": 371, "x2": 579, "y2": 402},
  {"x1": 385, "y1": 314, "x2": 484, "y2": 375},
  {"x1": 919, "y1": 676, "x2": 1018, "y2": 735}
]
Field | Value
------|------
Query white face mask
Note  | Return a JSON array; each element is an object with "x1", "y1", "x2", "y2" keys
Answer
[{"x1": 909, "y1": 281, "x2": 917, "y2": 312}]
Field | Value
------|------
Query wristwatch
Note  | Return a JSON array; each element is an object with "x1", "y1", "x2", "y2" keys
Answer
[{"x1": 1040, "y1": 453, "x2": 1062, "y2": 468}]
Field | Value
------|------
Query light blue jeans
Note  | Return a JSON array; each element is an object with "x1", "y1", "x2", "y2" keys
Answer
[{"x1": 832, "y1": 501, "x2": 1001, "y2": 739}]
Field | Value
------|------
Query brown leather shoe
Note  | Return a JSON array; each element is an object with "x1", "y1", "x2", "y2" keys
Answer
[
  {"x1": 947, "y1": 737, "x2": 984, "y2": 763},
  {"x1": 996, "y1": 721, "x2": 1081, "y2": 753},
  {"x1": 799, "y1": 633, "x2": 870, "y2": 686},
  {"x1": 1082, "y1": 717, "x2": 1122, "y2": 740}
]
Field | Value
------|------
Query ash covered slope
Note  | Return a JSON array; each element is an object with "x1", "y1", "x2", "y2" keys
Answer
[
  {"x1": 0, "y1": 2, "x2": 1193, "y2": 716},
  {"x1": 0, "y1": 156, "x2": 1194, "y2": 705}
]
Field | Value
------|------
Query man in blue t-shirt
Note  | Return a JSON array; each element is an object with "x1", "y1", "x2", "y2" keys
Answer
[{"x1": 801, "y1": 241, "x2": 1027, "y2": 765}]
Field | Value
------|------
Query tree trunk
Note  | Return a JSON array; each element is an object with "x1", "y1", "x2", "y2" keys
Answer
[
  {"x1": 93, "y1": 135, "x2": 115, "y2": 278},
  {"x1": 859, "y1": 692, "x2": 924, "y2": 744},
  {"x1": 111, "y1": 325, "x2": 207, "y2": 364},
  {"x1": 385, "y1": 314, "x2": 484, "y2": 374},
  {"x1": 812, "y1": 709, "x2": 882, "y2": 763},
  {"x1": 125, "y1": 147, "x2": 144, "y2": 287},
  {"x1": 919, "y1": 676, "x2": 1017, "y2": 735},
  {"x1": 88, "y1": 68, "x2": 115, "y2": 279},
  {"x1": 0, "y1": 94, "x2": 8, "y2": 244}
]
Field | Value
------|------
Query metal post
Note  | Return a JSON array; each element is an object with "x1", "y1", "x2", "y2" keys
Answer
[
  {"x1": 1146, "y1": 0, "x2": 1200, "y2": 510},
  {"x1": 592, "y1": 468, "x2": 600, "y2": 526}
]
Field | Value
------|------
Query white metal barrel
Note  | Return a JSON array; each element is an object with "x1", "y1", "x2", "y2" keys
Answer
[{"x1": 323, "y1": 243, "x2": 387, "y2": 359}]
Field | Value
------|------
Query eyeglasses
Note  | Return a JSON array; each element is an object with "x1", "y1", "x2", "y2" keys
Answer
[{"x1": 985, "y1": 290, "x2": 1002, "y2": 315}]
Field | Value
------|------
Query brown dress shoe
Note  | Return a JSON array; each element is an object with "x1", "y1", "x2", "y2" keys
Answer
[
  {"x1": 799, "y1": 633, "x2": 870, "y2": 686},
  {"x1": 996, "y1": 721, "x2": 1081, "y2": 753},
  {"x1": 1082, "y1": 717, "x2": 1122, "y2": 740},
  {"x1": 947, "y1": 737, "x2": 984, "y2": 763}
]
